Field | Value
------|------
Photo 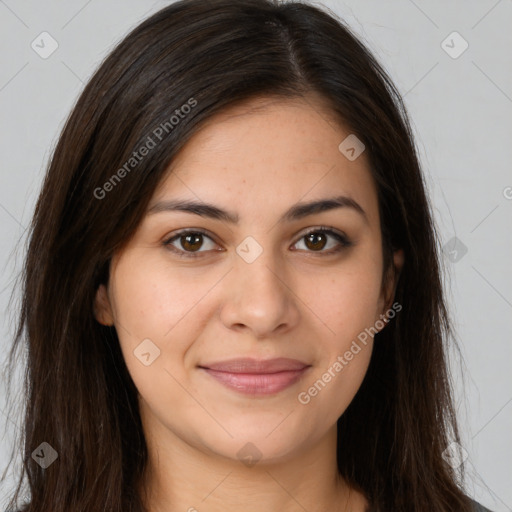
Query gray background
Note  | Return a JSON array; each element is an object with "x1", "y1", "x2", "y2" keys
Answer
[{"x1": 0, "y1": 0, "x2": 511, "y2": 510}]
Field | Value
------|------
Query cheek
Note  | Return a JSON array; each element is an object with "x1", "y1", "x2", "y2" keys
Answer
[
  {"x1": 297, "y1": 280, "x2": 377, "y2": 427},
  {"x1": 108, "y1": 255, "x2": 213, "y2": 407},
  {"x1": 297, "y1": 345, "x2": 372, "y2": 434},
  {"x1": 294, "y1": 251, "x2": 381, "y2": 417},
  {"x1": 109, "y1": 252, "x2": 223, "y2": 362},
  {"x1": 308, "y1": 254, "x2": 384, "y2": 343}
]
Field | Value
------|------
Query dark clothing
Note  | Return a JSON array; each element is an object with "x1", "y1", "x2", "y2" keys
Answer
[
  {"x1": 472, "y1": 498, "x2": 494, "y2": 511},
  {"x1": 363, "y1": 498, "x2": 494, "y2": 512}
]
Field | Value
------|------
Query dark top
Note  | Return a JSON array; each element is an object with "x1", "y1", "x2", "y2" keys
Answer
[
  {"x1": 472, "y1": 498, "x2": 494, "y2": 512},
  {"x1": 361, "y1": 497, "x2": 494, "y2": 512}
]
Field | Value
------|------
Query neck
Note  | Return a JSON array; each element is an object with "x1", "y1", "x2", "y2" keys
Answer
[{"x1": 137, "y1": 421, "x2": 367, "y2": 512}]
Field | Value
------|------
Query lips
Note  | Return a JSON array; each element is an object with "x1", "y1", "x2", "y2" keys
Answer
[
  {"x1": 199, "y1": 357, "x2": 309, "y2": 373},
  {"x1": 198, "y1": 358, "x2": 311, "y2": 396}
]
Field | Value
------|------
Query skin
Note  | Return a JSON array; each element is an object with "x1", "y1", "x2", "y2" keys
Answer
[{"x1": 94, "y1": 95, "x2": 404, "y2": 512}]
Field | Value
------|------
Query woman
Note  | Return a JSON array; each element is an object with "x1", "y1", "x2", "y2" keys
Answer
[{"x1": 1, "y1": 0, "x2": 494, "y2": 510}]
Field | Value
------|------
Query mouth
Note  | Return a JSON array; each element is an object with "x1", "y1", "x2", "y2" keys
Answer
[{"x1": 198, "y1": 357, "x2": 312, "y2": 396}]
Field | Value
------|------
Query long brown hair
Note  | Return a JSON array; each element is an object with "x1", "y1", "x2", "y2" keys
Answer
[{"x1": 2, "y1": 0, "x2": 475, "y2": 510}]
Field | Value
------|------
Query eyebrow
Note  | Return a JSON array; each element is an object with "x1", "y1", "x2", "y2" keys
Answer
[{"x1": 147, "y1": 195, "x2": 368, "y2": 225}]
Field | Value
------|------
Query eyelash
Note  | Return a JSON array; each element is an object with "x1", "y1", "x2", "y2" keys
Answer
[{"x1": 162, "y1": 226, "x2": 353, "y2": 259}]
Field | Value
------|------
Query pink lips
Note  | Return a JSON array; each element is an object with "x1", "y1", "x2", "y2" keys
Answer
[{"x1": 199, "y1": 357, "x2": 311, "y2": 396}]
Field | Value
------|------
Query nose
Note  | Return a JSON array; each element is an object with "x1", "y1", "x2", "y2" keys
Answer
[{"x1": 219, "y1": 244, "x2": 300, "y2": 339}]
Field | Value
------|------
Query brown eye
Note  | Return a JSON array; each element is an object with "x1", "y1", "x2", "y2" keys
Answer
[
  {"x1": 163, "y1": 229, "x2": 219, "y2": 258},
  {"x1": 304, "y1": 232, "x2": 328, "y2": 251},
  {"x1": 180, "y1": 233, "x2": 204, "y2": 252},
  {"x1": 293, "y1": 227, "x2": 352, "y2": 255}
]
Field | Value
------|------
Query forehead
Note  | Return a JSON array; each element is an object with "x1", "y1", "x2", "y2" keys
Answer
[{"x1": 151, "y1": 96, "x2": 379, "y2": 227}]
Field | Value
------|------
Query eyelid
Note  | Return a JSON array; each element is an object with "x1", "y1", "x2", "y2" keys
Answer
[{"x1": 298, "y1": 225, "x2": 347, "y2": 241}]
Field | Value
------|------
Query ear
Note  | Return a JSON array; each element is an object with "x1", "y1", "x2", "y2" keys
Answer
[
  {"x1": 378, "y1": 248, "x2": 404, "y2": 319},
  {"x1": 93, "y1": 283, "x2": 114, "y2": 326}
]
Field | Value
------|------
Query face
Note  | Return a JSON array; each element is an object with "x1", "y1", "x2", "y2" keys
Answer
[{"x1": 94, "y1": 96, "x2": 403, "y2": 465}]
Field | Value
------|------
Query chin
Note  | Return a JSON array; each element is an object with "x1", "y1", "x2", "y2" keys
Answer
[{"x1": 200, "y1": 423, "x2": 314, "y2": 466}]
